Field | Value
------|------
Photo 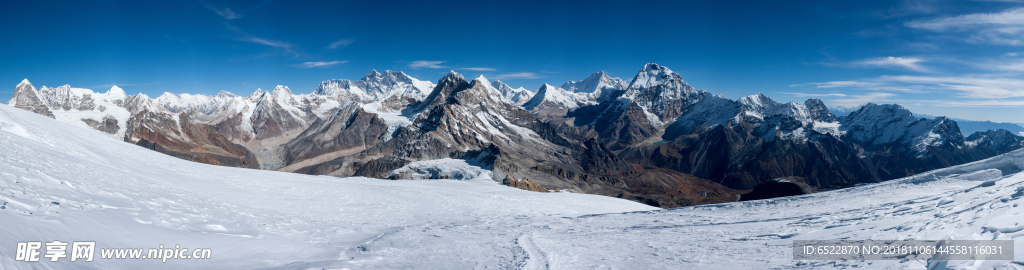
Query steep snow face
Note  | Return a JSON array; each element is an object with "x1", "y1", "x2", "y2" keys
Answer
[
  {"x1": 313, "y1": 70, "x2": 434, "y2": 110},
  {"x1": 560, "y1": 71, "x2": 628, "y2": 102},
  {"x1": 839, "y1": 103, "x2": 964, "y2": 154},
  {"x1": 490, "y1": 80, "x2": 534, "y2": 105},
  {"x1": 522, "y1": 84, "x2": 590, "y2": 110},
  {"x1": 621, "y1": 63, "x2": 700, "y2": 121},
  {"x1": 3, "y1": 104, "x2": 1024, "y2": 269},
  {"x1": 663, "y1": 93, "x2": 742, "y2": 138},
  {"x1": 968, "y1": 129, "x2": 1024, "y2": 149},
  {"x1": 737, "y1": 94, "x2": 842, "y2": 140}
]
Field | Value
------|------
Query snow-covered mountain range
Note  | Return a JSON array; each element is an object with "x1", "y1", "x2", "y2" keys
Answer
[
  {"x1": 8, "y1": 63, "x2": 1024, "y2": 208},
  {"x1": 2, "y1": 103, "x2": 1024, "y2": 269}
]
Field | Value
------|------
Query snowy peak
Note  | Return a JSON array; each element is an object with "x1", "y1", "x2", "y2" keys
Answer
[
  {"x1": 106, "y1": 86, "x2": 127, "y2": 101},
  {"x1": 843, "y1": 103, "x2": 916, "y2": 125},
  {"x1": 313, "y1": 69, "x2": 433, "y2": 106},
  {"x1": 628, "y1": 63, "x2": 677, "y2": 90},
  {"x1": 361, "y1": 69, "x2": 383, "y2": 81},
  {"x1": 440, "y1": 70, "x2": 465, "y2": 84},
  {"x1": 490, "y1": 80, "x2": 534, "y2": 105},
  {"x1": 216, "y1": 90, "x2": 237, "y2": 98},
  {"x1": 839, "y1": 103, "x2": 964, "y2": 153},
  {"x1": 561, "y1": 71, "x2": 628, "y2": 102},
  {"x1": 473, "y1": 75, "x2": 490, "y2": 85},
  {"x1": 739, "y1": 93, "x2": 779, "y2": 108},
  {"x1": 617, "y1": 63, "x2": 698, "y2": 121},
  {"x1": 522, "y1": 83, "x2": 587, "y2": 110},
  {"x1": 247, "y1": 88, "x2": 267, "y2": 101}
]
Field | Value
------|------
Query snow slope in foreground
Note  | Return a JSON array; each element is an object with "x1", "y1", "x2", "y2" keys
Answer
[{"x1": 2, "y1": 103, "x2": 1024, "y2": 269}]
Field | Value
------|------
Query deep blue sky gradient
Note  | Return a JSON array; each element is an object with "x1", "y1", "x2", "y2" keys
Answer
[{"x1": 3, "y1": 0, "x2": 1024, "y2": 122}]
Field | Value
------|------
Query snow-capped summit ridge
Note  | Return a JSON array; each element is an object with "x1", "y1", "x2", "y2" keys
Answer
[
  {"x1": 560, "y1": 71, "x2": 628, "y2": 102},
  {"x1": 630, "y1": 63, "x2": 676, "y2": 89}
]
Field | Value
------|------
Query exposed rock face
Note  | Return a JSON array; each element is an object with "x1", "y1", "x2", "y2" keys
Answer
[
  {"x1": 967, "y1": 129, "x2": 1024, "y2": 155},
  {"x1": 81, "y1": 116, "x2": 119, "y2": 134},
  {"x1": 125, "y1": 110, "x2": 259, "y2": 168},
  {"x1": 6, "y1": 79, "x2": 55, "y2": 118},
  {"x1": 739, "y1": 179, "x2": 809, "y2": 201},
  {"x1": 282, "y1": 100, "x2": 389, "y2": 166},
  {"x1": 502, "y1": 176, "x2": 549, "y2": 192}
]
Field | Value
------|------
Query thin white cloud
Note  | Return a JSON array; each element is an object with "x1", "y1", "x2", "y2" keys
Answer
[
  {"x1": 906, "y1": 7, "x2": 1024, "y2": 45},
  {"x1": 205, "y1": 5, "x2": 241, "y2": 19},
  {"x1": 409, "y1": 60, "x2": 446, "y2": 69},
  {"x1": 791, "y1": 81, "x2": 880, "y2": 88},
  {"x1": 797, "y1": 75, "x2": 1024, "y2": 99},
  {"x1": 779, "y1": 92, "x2": 848, "y2": 97},
  {"x1": 852, "y1": 56, "x2": 930, "y2": 72},
  {"x1": 225, "y1": 23, "x2": 301, "y2": 57},
  {"x1": 460, "y1": 67, "x2": 496, "y2": 71},
  {"x1": 828, "y1": 93, "x2": 898, "y2": 107},
  {"x1": 298, "y1": 61, "x2": 348, "y2": 68},
  {"x1": 972, "y1": 58, "x2": 1024, "y2": 71},
  {"x1": 326, "y1": 39, "x2": 353, "y2": 49},
  {"x1": 936, "y1": 99, "x2": 1024, "y2": 106},
  {"x1": 496, "y1": 72, "x2": 544, "y2": 79},
  {"x1": 880, "y1": 75, "x2": 1024, "y2": 98}
]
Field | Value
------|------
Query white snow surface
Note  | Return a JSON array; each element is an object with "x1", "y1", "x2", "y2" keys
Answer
[{"x1": 0, "y1": 104, "x2": 652, "y2": 269}]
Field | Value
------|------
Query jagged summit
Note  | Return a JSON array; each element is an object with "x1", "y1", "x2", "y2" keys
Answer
[
  {"x1": 560, "y1": 71, "x2": 628, "y2": 103},
  {"x1": 629, "y1": 63, "x2": 676, "y2": 89},
  {"x1": 523, "y1": 83, "x2": 585, "y2": 111},
  {"x1": 362, "y1": 69, "x2": 383, "y2": 80},
  {"x1": 490, "y1": 79, "x2": 534, "y2": 105},
  {"x1": 216, "y1": 90, "x2": 236, "y2": 98},
  {"x1": 248, "y1": 88, "x2": 267, "y2": 100},
  {"x1": 440, "y1": 70, "x2": 464, "y2": 82}
]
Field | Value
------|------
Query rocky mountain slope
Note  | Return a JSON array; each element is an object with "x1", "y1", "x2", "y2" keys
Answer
[{"x1": 8, "y1": 63, "x2": 1023, "y2": 208}]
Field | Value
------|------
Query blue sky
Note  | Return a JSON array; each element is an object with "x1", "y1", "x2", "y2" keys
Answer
[{"x1": 3, "y1": 0, "x2": 1024, "y2": 122}]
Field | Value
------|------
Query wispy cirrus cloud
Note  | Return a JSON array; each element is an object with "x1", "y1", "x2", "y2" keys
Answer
[
  {"x1": 409, "y1": 60, "x2": 446, "y2": 69},
  {"x1": 794, "y1": 74, "x2": 1024, "y2": 99},
  {"x1": 790, "y1": 81, "x2": 880, "y2": 88},
  {"x1": 204, "y1": 4, "x2": 241, "y2": 19},
  {"x1": 225, "y1": 23, "x2": 301, "y2": 57},
  {"x1": 906, "y1": 7, "x2": 1024, "y2": 45},
  {"x1": 827, "y1": 93, "x2": 898, "y2": 107},
  {"x1": 778, "y1": 92, "x2": 848, "y2": 97},
  {"x1": 852, "y1": 56, "x2": 931, "y2": 72},
  {"x1": 297, "y1": 61, "x2": 348, "y2": 68},
  {"x1": 459, "y1": 67, "x2": 496, "y2": 71},
  {"x1": 325, "y1": 39, "x2": 353, "y2": 49},
  {"x1": 496, "y1": 72, "x2": 544, "y2": 79}
]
